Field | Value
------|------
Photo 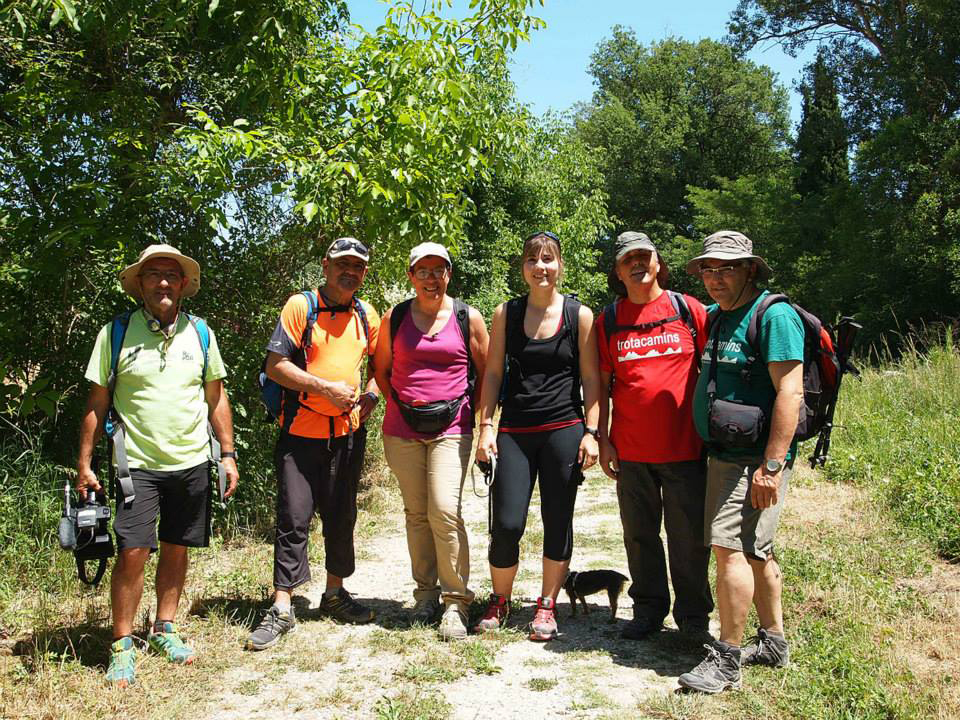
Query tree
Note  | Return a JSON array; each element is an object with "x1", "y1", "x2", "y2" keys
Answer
[
  {"x1": 574, "y1": 30, "x2": 791, "y2": 242},
  {"x1": 795, "y1": 52, "x2": 848, "y2": 198}
]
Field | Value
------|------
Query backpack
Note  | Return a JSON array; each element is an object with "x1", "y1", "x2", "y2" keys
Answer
[
  {"x1": 721, "y1": 293, "x2": 841, "y2": 442},
  {"x1": 105, "y1": 310, "x2": 215, "y2": 506},
  {"x1": 601, "y1": 290, "x2": 698, "y2": 365},
  {"x1": 258, "y1": 291, "x2": 370, "y2": 431}
]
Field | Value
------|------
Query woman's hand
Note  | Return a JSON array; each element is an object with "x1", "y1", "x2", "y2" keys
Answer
[
  {"x1": 578, "y1": 432, "x2": 599, "y2": 470},
  {"x1": 476, "y1": 424, "x2": 497, "y2": 463}
]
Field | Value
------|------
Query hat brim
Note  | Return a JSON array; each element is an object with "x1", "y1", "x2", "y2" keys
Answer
[
  {"x1": 685, "y1": 250, "x2": 772, "y2": 280},
  {"x1": 328, "y1": 249, "x2": 370, "y2": 263},
  {"x1": 119, "y1": 252, "x2": 201, "y2": 300}
]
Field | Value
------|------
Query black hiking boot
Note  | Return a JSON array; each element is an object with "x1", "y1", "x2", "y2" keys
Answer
[
  {"x1": 246, "y1": 605, "x2": 296, "y2": 651},
  {"x1": 742, "y1": 627, "x2": 790, "y2": 667},
  {"x1": 678, "y1": 641, "x2": 742, "y2": 694},
  {"x1": 319, "y1": 587, "x2": 375, "y2": 624}
]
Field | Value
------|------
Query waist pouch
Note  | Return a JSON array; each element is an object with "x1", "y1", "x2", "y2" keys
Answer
[
  {"x1": 708, "y1": 398, "x2": 766, "y2": 448},
  {"x1": 395, "y1": 396, "x2": 463, "y2": 434}
]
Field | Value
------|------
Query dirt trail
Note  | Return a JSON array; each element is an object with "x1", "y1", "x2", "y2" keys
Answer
[{"x1": 202, "y1": 466, "x2": 705, "y2": 719}]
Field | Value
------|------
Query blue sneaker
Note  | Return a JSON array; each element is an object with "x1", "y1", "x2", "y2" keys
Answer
[
  {"x1": 106, "y1": 636, "x2": 137, "y2": 687},
  {"x1": 147, "y1": 622, "x2": 195, "y2": 664}
]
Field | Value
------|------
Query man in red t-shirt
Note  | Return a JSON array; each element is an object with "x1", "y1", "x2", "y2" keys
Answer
[{"x1": 597, "y1": 231, "x2": 714, "y2": 640}]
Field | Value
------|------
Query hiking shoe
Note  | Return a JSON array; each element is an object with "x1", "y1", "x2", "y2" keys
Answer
[
  {"x1": 621, "y1": 616, "x2": 662, "y2": 640},
  {"x1": 438, "y1": 605, "x2": 468, "y2": 642},
  {"x1": 678, "y1": 641, "x2": 742, "y2": 694},
  {"x1": 473, "y1": 593, "x2": 510, "y2": 633},
  {"x1": 147, "y1": 622, "x2": 194, "y2": 664},
  {"x1": 742, "y1": 627, "x2": 790, "y2": 668},
  {"x1": 319, "y1": 588, "x2": 375, "y2": 624},
  {"x1": 105, "y1": 636, "x2": 137, "y2": 688},
  {"x1": 246, "y1": 605, "x2": 296, "y2": 651},
  {"x1": 529, "y1": 596, "x2": 558, "y2": 641},
  {"x1": 409, "y1": 596, "x2": 441, "y2": 625}
]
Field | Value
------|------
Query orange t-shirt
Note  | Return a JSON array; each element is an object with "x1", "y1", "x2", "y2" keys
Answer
[{"x1": 266, "y1": 291, "x2": 380, "y2": 438}]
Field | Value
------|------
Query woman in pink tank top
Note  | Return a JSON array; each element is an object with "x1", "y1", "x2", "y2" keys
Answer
[{"x1": 373, "y1": 242, "x2": 489, "y2": 641}]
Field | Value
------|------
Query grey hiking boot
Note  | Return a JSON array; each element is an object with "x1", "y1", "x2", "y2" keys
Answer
[
  {"x1": 319, "y1": 587, "x2": 375, "y2": 624},
  {"x1": 678, "y1": 641, "x2": 742, "y2": 694},
  {"x1": 246, "y1": 605, "x2": 296, "y2": 651},
  {"x1": 409, "y1": 596, "x2": 441, "y2": 626},
  {"x1": 742, "y1": 627, "x2": 790, "y2": 667},
  {"x1": 438, "y1": 605, "x2": 468, "y2": 641}
]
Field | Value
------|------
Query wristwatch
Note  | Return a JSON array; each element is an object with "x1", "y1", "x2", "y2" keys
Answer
[
  {"x1": 585, "y1": 426, "x2": 600, "y2": 440},
  {"x1": 221, "y1": 451, "x2": 238, "y2": 460},
  {"x1": 363, "y1": 391, "x2": 380, "y2": 404},
  {"x1": 764, "y1": 458, "x2": 783, "y2": 474}
]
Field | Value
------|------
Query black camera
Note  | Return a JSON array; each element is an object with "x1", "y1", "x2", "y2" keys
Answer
[{"x1": 58, "y1": 485, "x2": 114, "y2": 586}]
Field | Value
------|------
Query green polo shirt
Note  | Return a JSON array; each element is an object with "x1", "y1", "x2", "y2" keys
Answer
[
  {"x1": 693, "y1": 291, "x2": 804, "y2": 461},
  {"x1": 85, "y1": 310, "x2": 227, "y2": 471}
]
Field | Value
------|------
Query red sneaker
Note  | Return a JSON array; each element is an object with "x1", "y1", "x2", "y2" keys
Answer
[
  {"x1": 473, "y1": 593, "x2": 510, "y2": 633},
  {"x1": 529, "y1": 596, "x2": 558, "y2": 641}
]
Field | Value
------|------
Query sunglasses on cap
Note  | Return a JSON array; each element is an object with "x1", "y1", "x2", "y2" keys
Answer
[{"x1": 328, "y1": 238, "x2": 370, "y2": 258}]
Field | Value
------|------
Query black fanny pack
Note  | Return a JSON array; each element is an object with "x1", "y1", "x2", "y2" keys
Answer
[
  {"x1": 708, "y1": 398, "x2": 766, "y2": 448},
  {"x1": 394, "y1": 394, "x2": 463, "y2": 434}
]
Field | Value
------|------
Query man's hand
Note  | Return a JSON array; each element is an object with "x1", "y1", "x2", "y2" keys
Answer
[
  {"x1": 599, "y1": 437, "x2": 619, "y2": 480},
  {"x1": 356, "y1": 392, "x2": 379, "y2": 422},
  {"x1": 578, "y1": 433, "x2": 599, "y2": 470},
  {"x1": 750, "y1": 465, "x2": 782, "y2": 509},
  {"x1": 322, "y1": 380, "x2": 358, "y2": 413},
  {"x1": 221, "y1": 457, "x2": 239, "y2": 499},
  {"x1": 75, "y1": 464, "x2": 102, "y2": 494}
]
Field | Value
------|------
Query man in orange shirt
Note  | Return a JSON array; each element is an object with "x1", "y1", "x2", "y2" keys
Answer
[{"x1": 247, "y1": 238, "x2": 380, "y2": 651}]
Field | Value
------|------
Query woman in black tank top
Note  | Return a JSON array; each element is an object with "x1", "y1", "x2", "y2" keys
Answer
[{"x1": 473, "y1": 231, "x2": 601, "y2": 641}]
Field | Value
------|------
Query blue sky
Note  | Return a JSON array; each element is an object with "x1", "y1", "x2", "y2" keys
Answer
[{"x1": 345, "y1": 0, "x2": 817, "y2": 127}]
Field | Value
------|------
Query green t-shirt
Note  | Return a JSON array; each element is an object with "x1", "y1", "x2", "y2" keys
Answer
[
  {"x1": 693, "y1": 291, "x2": 804, "y2": 461},
  {"x1": 85, "y1": 310, "x2": 227, "y2": 471}
]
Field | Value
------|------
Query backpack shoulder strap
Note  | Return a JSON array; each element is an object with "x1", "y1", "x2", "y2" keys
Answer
[
  {"x1": 453, "y1": 298, "x2": 475, "y2": 393},
  {"x1": 746, "y1": 293, "x2": 789, "y2": 362},
  {"x1": 352, "y1": 295, "x2": 370, "y2": 354},
  {"x1": 108, "y1": 310, "x2": 133, "y2": 396},
  {"x1": 185, "y1": 313, "x2": 211, "y2": 382},
  {"x1": 601, "y1": 299, "x2": 619, "y2": 351},
  {"x1": 390, "y1": 298, "x2": 414, "y2": 351},
  {"x1": 300, "y1": 290, "x2": 319, "y2": 349},
  {"x1": 667, "y1": 290, "x2": 697, "y2": 341},
  {"x1": 563, "y1": 294, "x2": 582, "y2": 356}
]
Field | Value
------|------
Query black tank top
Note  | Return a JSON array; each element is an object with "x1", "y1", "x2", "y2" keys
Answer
[{"x1": 500, "y1": 295, "x2": 583, "y2": 429}]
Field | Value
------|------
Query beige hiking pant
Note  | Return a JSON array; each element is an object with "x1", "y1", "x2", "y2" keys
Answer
[{"x1": 383, "y1": 433, "x2": 475, "y2": 611}]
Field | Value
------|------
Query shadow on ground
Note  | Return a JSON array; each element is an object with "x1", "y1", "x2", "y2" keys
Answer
[{"x1": 12, "y1": 621, "x2": 115, "y2": 671}]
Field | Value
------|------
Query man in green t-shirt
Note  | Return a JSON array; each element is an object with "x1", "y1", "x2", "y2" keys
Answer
[
  {"x1": 678, "y1": 231, "x2": 804, "y2": 695},
  {"x1": 75, "y1": 244, "x2": 239, "y2": 688}
]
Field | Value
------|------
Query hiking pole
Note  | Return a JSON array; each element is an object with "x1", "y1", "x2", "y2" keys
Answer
[{"x1": 810, "y1": 317, "x2": 862, "y2": 468}]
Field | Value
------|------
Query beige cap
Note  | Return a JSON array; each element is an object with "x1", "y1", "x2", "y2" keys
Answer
[
  {"x1": 408, "y1": 242, "x2": 452, "y2": 268},
  {"x1": 119, "y1": 244, "x2": 200, "y2": 300}
]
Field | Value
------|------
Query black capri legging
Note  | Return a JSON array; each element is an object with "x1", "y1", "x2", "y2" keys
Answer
[{"x1": 489, "y1": 422, "x2": 584, "y2": 568}]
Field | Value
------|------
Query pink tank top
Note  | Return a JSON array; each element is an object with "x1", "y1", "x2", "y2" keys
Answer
[{"x1": 382, "y1": 304, "x2": 473, "y2": 439}]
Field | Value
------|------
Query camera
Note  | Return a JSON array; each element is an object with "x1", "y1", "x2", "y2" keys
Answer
[{"x1": 59, "y1": 485, "x2": 114, "y2": 586}]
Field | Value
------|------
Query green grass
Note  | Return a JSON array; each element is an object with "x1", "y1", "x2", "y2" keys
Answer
[{"x1": 824, "y1": 338, "x2": 960, "y2": 558}]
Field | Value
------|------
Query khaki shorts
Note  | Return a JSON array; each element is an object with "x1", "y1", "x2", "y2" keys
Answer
[{"x1": 704, "y1": 457, "x2": 791, "y2": 561}]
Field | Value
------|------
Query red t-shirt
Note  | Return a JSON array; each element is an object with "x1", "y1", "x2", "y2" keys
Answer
[{"x1": 596, "y1": 291, "x2": 707, "y2": 463}]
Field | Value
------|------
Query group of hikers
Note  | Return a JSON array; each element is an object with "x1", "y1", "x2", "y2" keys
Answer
[{"x1": 74, "y1": 228, "x2": 803, "y2": 695}]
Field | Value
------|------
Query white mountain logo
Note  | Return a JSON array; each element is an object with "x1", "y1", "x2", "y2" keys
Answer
[{"x1": 618, "y1": 346, "x2": 683, "y2": 362}]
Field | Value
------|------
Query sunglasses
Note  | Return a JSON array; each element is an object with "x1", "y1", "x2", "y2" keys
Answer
[
  {"x1": 525, "y1": 230, "x2": 561, "y2": 248},
  {"x1": 412, "y1": 267, "x2": 449, "y2": 280},
  {"x1": 328, "y1": 238, "x2": 370, "y2": 258}
]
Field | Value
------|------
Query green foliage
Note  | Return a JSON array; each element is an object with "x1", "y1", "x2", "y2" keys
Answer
[
  {"x1": 795, "y1": 52, "x2": 848, "y2": 199},
  {"x1": 826, "y1": 337, "x2": 960, "y2": 559},
  {"x1": 575, "y1": 30, "x2": 791, "y2": 237}
]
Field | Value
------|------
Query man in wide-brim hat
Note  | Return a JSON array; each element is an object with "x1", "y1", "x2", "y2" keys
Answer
[
  {"x1": 678, "y1": 230, "x2": 804, "y2": 695},
  {"x1": 75, "y1": 243, "x2": 239, "y2": 687}
]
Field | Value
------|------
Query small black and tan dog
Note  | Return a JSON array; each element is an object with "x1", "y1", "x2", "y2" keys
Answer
[{"x1": 562, "y1": 569, "x2": 629, "y2": 621}]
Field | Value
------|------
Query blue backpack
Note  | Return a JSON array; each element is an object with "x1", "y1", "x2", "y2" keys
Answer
[{"x1": 258, "y1": 291, "x2": 370, "y2": 429}]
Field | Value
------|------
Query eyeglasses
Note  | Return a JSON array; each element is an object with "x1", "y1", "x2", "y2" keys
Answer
[
  {"x1": 140, "y1": 269, "x2": 184, "y2": 284},
  {"x1": 328, "y1": 238, "x2": 370, "y2": 258},
  {"x1": 698, "y1": 264, "x2": 742, "y2": 279},
  {"x1": 412, "y1": 267, "x2": 449, "y2": 280}
]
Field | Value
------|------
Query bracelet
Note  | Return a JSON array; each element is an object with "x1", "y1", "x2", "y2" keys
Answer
[{"x1": 479, "y1": 421, "x2": 494, "y2": 428}]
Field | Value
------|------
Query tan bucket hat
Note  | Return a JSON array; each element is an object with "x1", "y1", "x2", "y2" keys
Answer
[
  {"x1": 685, "y1": 230, "x2": 772, "y2": 280},
  {"x1": 119, "y1": 244, "x2": 201, "y2": 300}
]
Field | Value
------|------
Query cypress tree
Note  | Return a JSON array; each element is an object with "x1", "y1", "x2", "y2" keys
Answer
[{"x1": 795, "y1": 53, "x2": 848, "y2": 197}]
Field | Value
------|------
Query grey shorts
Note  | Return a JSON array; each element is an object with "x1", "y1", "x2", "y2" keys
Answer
[{"x1": 704, "y1": 457, "x2": 791, "y2": 561}]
